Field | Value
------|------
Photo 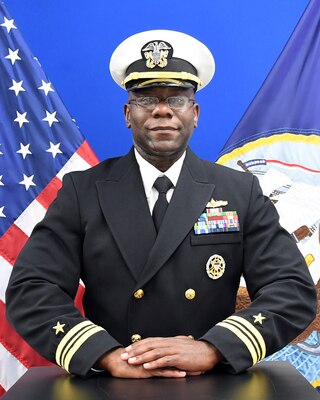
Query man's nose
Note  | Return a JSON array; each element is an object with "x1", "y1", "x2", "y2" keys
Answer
[{"x1": 151, "y1": 101, "x2": 174, "y2": 117}]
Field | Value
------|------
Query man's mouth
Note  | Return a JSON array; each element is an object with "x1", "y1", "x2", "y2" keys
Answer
[{"x1": 150, "y1": 126, "x2": 177, "y2": 131}]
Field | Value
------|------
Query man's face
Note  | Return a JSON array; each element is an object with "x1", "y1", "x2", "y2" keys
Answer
[{"x1": 124, "y1": 87, "x2": 200, "y2": 162}]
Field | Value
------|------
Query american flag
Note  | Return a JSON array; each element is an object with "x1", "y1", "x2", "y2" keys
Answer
[{"x1": 0, "y1": 2, "x2": 98, "y2": 395}]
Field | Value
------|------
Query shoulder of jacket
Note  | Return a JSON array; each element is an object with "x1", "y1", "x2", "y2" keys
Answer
[
  {"x1": 204, "y1": 159, "x2": 255, "y2": 183},
  {"x1": 64, "y1": 156, "x2": 122, "y2": 181}
]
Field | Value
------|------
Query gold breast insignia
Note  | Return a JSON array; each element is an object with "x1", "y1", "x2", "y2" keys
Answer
[{"x1": 206, "y1": 254, "x2": 226, "y2": 280}]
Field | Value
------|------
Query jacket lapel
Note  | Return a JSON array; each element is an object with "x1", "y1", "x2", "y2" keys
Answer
[
  {"x1": 136, "y1": 149, "x2": 215, "y2": 289},
  {"x1": 96, "y1": 149, "x2": 156, "y2": 280}
]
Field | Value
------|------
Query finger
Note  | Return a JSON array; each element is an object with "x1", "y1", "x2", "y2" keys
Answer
[
  {"x1": 126, "y1": 340, "x2": 201, "y2": 367},
  {"x1": 143, "y1": 354, "x2": 207, "y2": 372},
  {"x1": 124, "y1": 337, "x2": 165, "y2": 354},
  {"x1": 120, "y1": 351, "x2": 130, "y2": 361},
  {"x1": 124, "y1": 339, "x2": 171, "y2": 360},
  {"x1": 126, "y1": 347, "x2": 173, "y2": 365},
  {"x1": 124, "y1": 336, "x2": 190, "y2": 358},
  {"x1": 128, "y1": 340, "x2": 198, "y2": 364},
  {"x1": 143, "y1": 355, "x2": 181, "y2": 370}
]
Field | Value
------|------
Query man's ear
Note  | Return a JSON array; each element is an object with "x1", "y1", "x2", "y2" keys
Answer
[
  {"x1": 124, "y1": 104, "x2": 131, "y2": 128},
  {"x1": 193, "y1": 103, "x2": 200, "y2": 128}
]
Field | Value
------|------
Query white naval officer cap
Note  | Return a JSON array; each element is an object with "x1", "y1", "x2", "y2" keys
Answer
[{"x1": 109, "y1": 29, "x2": 215, "y2": 92}]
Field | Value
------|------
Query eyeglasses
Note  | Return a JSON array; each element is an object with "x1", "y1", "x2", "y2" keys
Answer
[{"x1": 128, "y1": 96, "x2": 195, "y2": 111}]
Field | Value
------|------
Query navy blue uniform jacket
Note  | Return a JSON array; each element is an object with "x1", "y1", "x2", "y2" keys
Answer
[{"x1": 6, "y1": 148, "x2": 317, "y2": 375}]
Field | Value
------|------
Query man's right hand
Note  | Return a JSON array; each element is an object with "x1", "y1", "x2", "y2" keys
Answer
[{"x1": 96, "y1": 347, "x2": 188, "y2": 378}]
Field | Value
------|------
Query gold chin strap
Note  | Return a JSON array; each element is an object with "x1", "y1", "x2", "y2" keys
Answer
[
  {"x1": 122, "y1": 71, "x2": 202, "y2": 88},
  {"x1": 139, "y1": 78, "x2": 192, "y2": 87}
]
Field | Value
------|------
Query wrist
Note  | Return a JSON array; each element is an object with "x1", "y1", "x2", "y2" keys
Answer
[
  {"x1": 94, "y1": 347, "x2": 124, "y2": 372},
  {"x1": 200, "y1": 340, "x2": 224, "y2": 369}
]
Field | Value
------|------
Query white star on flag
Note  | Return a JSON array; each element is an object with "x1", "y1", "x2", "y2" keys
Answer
[
  {"x1": 14, "y1": 111, "x2": 29, "y2": 127},
  {"x1": 0, "y1": 145, "x2": 3, "y2": 155},
  {"x1": 46, "y1": 142, "x2": 62, "y2": 158},
  {"x1": 0, "y1": 206, "x2": 6, "y2": 218},
  {"x1": 19, "y1": 174, "x2": 36, "y2": 191},
  {"x1": 0, "y1": 175, "x2": 4, "y2": 186},
  {"x1": 38, "y1": 80, "x2": 54, "y2": 96},
  {"x1": 16, "y1": 143, "x2": 32, "y2": 159},
  {"x1": 9, "y1": 80, "x2": 25, "y2": 96},
  {"x1": 42, "y1": 110, "x2": 59, "y2": 127},
  {"x1": 5, "y1": 48, "x2": 21, "y2": 65},
  {"x1": 1, "y1": 16, "x2": 17, "y2": 33}
]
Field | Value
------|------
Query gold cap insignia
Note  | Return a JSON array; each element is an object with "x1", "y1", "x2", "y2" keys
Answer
[
  {"x1": 142, "y1": 41, "x2": 172, "y2": 69},
  {"x1": 206, "y1": 254, "x2": 226, "y2": 280},
  {"x1": 206, "y1": 199, "x2": 228, "y2": 208}
]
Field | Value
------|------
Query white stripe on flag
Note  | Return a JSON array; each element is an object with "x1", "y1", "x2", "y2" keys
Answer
[
  {"x1": 14, "y1": 199, "x2": 47, "y2": 237},
  {"x1": 57, "y1": 152, "x2": 92, "y2": 180},
  {"x1": 0, "y1": 343, "x2": 27, "y2": 391},
  {"x1": 0, "y1": 256, "x2": 12, "y2": 303}
]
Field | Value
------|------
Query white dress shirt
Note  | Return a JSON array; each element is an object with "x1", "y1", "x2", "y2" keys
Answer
[{"x1": 134, "y1": 148, "x2": 186, "y2": 214}]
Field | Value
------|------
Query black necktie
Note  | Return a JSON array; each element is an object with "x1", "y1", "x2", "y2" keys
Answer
[{"x1": 152, "y1": 176, "x2": 173, "y2": 232}]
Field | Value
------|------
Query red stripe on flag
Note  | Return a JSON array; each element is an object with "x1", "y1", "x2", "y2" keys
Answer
[
  {"x1": 0, "y1": 225, "x2": 29, "y2": 266},
  {"x1": 74, "y1": 284, "x2": 85, "y2": 316},
  {"x1": 0, "y1": 384, "x2": 5, "y2": 397},
  {"x1": 0, "y1": 300, "x2": 53, "y2": 369},
  {"x1": 266, "y1": 159, "x2": 320, "y2": 173},
  {"x1": 36, "y1": 176, "x2": 62, "y2": 209},
  {"x1": 76, "y1": 140, "x2": 99, "y2": 166}
]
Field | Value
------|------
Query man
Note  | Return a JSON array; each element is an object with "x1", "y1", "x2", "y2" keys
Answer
[{"x1": 6, "y1": 30, "x2": 316, "y2": 378}]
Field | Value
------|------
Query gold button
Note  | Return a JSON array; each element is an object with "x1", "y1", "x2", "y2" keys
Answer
[
  {"x1": 131, "y1": 334, "x2": 141, "y2": 343},
  {"x1": 133, "y1": 289, "x2": 144, "y2": 299},
  {"x1": 188, "y1": 335, "x2": 194, "y2": 340},
  {"x1": 185, "y1": 288, "x2": 196, "y2": 300}
]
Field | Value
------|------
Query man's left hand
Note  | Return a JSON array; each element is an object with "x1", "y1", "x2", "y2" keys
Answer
[{"x1": 120, "y1": 336, "x2": 223, "y2": 375}]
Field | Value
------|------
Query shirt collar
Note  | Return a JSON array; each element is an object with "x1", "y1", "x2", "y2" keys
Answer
[{"x1": 134, "y1": 148, "x2": 186, "y2": 198}]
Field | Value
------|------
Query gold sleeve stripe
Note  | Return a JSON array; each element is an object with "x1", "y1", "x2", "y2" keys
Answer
[
  {"x1": 216, "y1": 316, "x2": 266, "y2": 365},
  {"x1": 217, "y1": 321, "x2": 259, "y2": 365},
  {"x1": 60, "y1": 325, "x2": 97, "y2": 370},
  {"x1": 56, "y1": 321, "x2": 92, "y2": 367},
  {"x1": 56, "y1": 321, "x2": 105, "y2": 371},
  {"x1": 64, "y1": 326, "x2": 105, "y2": 372},
  {"x1": 228, "y1": 316, "x2": 266, "y2": 359},
  {"x1": 222, "y1": 319, "x2": 262, "y2": 362}
]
